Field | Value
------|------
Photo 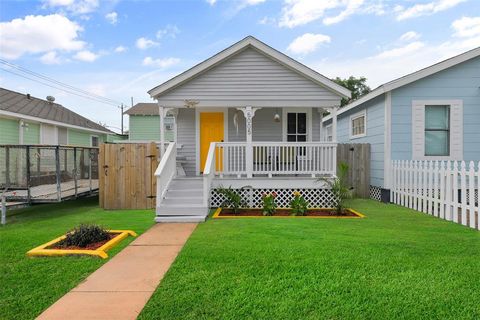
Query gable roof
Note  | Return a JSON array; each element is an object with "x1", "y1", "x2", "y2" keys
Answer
[
  {"x1": 148, "y1": 36, "x2": 351, "y2": 99},
  {"x1": 0, "y1": 87, "x2": 113, "y2": 134},
  {"x1": 124, "y1": 103, "x2": 158, "y2": 115},
  {"x1": 325, "y1": 46, "x2": 480, "y2": 120}
]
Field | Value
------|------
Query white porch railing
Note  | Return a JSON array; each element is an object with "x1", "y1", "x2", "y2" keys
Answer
[
  {"x1": 155, "y1": 142, "x2": 176, "y2": 205},
  {"x1": 203, "y1": 143, "x2": 217, "y2": 206},
  {"x1": 212, "y1": 142, "x2": 337, "y2": 177}
]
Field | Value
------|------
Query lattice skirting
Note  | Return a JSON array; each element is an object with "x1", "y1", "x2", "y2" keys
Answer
[
  {"x1": 369, "y1": 186, "x2": 382, "y2": 202},
  {"x1": 210, "y1": 188, "x2": 337, "y2": 208}
]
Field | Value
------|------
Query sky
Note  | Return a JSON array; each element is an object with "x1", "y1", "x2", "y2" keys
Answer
[{"x1": 1, "y1": 0, "x2": 479, "y2": 133}]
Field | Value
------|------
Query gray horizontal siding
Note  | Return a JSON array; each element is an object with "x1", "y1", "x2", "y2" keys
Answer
[
  {"x1": 157, "y1": 47, "x2": 341, "y2": 107},
  {"x1": 176, "y1": 108, "x2": 196, "y2": 176}
]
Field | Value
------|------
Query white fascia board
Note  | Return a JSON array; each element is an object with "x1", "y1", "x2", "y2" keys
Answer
[
  {"x1": 0, "y1": 110, "x2": 111, "y2": 135},
  {"x1": 148, "y1": 36, "x2": 351, "y2": 99}
]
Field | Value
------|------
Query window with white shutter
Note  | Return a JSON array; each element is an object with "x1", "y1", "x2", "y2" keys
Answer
[{"x1": 412, "y1": 100, "x2": 463, "y2": 160}]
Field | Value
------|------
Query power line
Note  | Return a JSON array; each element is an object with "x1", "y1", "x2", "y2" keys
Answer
[
  {"x1": 1, "y1": 67, "x2": 121, "y2": 107},
  {"x1": 0, "y1": 59, "x2": 125, "y2": 106}
]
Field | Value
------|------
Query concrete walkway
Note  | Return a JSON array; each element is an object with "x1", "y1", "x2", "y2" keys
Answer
[{"x1": 38, "y1": 223, "x2": 197, "y2": 320}]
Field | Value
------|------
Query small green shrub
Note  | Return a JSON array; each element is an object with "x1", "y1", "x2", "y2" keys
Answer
[
  {"x1": 217, "y1": 186, "x2": 245, "y2": 213},
  {"x1": 58, "y1": 224, "x2": 110, "y2": 248},
  {"x1": 262, "y1": 192, "x2": 277, "y2": 216},
  {"x1": 321, "y1": 162, "x2": 353, "y2": 215},
  {"x1": 290, "y1": 191, "x2": 309, "y2": 216}
]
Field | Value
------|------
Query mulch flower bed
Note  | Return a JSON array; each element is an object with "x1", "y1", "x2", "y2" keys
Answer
[
  {"x1": 217, "y1": 208, "x2": 362, "y2": 217},
  {"x1": 47, "y1": 232, "x2": 119, "y2": 250}
]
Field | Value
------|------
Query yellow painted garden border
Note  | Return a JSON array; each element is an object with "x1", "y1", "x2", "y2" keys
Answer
[
  {"x1": 212, "y1": 208, "x2": 365, "y2": 219},
  {"x1": 27, "y1": 230, "x2": 137, "y2": 259}
]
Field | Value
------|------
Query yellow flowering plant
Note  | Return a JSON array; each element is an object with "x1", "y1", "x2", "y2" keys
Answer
[{"x1": 290, "y1": 191, "x2": 309, "y2": 216}]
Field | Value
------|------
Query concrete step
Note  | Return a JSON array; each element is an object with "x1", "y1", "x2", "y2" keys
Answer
[
  {"x1": 155, "y1": 215, "x2": 207, "y2": 223},
  {"x1": 156, "y1": 204, "x2": 208, "y2": 216},
  {"x1": 161, "y1": 196, "x2": 203, "y2": 205},
  {"x1": 166, "y1": 189, "x2": 203, "y2": 197}
]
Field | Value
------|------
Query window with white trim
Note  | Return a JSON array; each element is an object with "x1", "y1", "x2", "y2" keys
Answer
[
  {"x1": 350, "y1": 111, "x2": 366, "y2": 139},
  {"x1": 412, "y1": 100, "x2": 463, "y2": 160},
  {"x1": 424, "y1": 105, "x2": 450, "y2": 156},
  {"x1": 325, "y1": 124, "x2": 333, "y2": 142},
  {"x1": 286, "y1": 112, "x2": 307, "y2": 142}
]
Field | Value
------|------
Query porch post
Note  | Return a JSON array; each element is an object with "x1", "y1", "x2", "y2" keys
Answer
[
  {"x1": 157, "y1": 103, "x2": 165, "y2": 157},
  {"x1": 317, "y1": 108, "x2": 324, "y2": 141},
  {"x1": 238, "y1": 106, "x2": 260, "y2": 178},
  {"x1": 331, "y1": 106, "x2": 338, "y2": 142}
]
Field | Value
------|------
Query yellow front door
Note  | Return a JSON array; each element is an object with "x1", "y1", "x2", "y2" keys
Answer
[{"x1": 200, "y1": 112, "x2": 224, "y2": 172}]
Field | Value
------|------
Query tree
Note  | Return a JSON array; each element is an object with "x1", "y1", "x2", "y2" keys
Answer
[{"x1": 333, "y1": 76, "x2": 371, "y2": 107}]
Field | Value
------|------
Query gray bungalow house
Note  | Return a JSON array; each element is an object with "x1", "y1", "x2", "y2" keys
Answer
[
  {"x1": 323, "y1": 46, "x2": 480, "y2": 202},
  {"x1": 148, "y1": 36, "x2": 351, "y2": 222}
]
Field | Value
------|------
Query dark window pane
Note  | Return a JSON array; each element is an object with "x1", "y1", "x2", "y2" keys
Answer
[
  {"x1": 297, "y1": 135, "x2": 307, "y2": 142},
  {"x1": 287, "y1": 135, "x2": 296, "y2": 142},
  {"x1": 297, "y1": 113, "x2": 306, "y2": 133},
  {"x1": 287, "y1": 113, "x2": 296, "y2": 134}
]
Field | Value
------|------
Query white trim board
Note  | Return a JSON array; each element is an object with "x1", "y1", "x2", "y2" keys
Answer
[
  {"x1": 282, "y1": 108, "x2": 313, "y2": 142},
  {"x1": 148, "y1": 36, "x2": 351, "y2": 99},
  {"x1": 323, "y1": 46, "x2": 480, "y2": 121},
  {"x1": 0, "y1": 110, "x2": 111, "y2": 135}
]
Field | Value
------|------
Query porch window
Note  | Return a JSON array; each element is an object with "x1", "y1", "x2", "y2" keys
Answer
[
  {"x1": 287, "y1": 112, "x2": 307, "y2": 142},
  {"x1": 425, "y1": 105, "x2": 450, "y2": 156},
  {"x1": 91, "y1": 135, "x2": 99, "y2": 147}
]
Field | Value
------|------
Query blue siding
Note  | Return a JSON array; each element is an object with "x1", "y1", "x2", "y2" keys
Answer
[
  {"x1": 335, "y1": 94, "x2": 385, "y2": 187},
  {"x1": 391, "y1": 56, "x2": 480, "y2": 161}
]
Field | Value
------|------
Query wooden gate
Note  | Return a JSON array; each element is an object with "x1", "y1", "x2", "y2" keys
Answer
[
  {"x1": 337, "y1": 143, "x2": 370, "y2": 198},
  {"x1": 99, "y1": 143, "x2": 159, "y2": 209}
]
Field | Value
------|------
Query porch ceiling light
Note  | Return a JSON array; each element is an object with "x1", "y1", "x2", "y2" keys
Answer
[{"x1": 274, "y1": 108, "x2": 281, "y2": 122}]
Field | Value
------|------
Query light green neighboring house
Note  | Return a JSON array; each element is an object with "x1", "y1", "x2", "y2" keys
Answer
[
  {"x1": 124, "y1": 103, "x2": 175, "y2": 142},
  {"x1": 0, "y1": 87, "x2": 120, "y2": 147}
]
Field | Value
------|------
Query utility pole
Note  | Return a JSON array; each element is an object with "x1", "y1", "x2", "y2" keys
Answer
[{"x1": 119, "y1": 104, "x2": 125, "y2": 135}]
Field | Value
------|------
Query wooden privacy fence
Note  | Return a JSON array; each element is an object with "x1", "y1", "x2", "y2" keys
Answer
[
  {"x1": 99, "y1": 143, "x2": 159, "y2": 209},
  {"x1": 391, "y1": 160, "x2": 479, "y2": 230},
  {"x1": 337, "y1": 143, "x2": 370, "y2": 198}
]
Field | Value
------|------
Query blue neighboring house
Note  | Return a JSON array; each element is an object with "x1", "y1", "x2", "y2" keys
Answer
[{"x1": 324, "y1": 46, "x2": 480, "y2": 202}]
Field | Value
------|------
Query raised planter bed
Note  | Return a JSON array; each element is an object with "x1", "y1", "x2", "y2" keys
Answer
[
  {"x1": 27, "y1": 230, "x2": 137, "y2": 259},
  {"x1": 212, "y1": 208, "x2": 365, "y2": 219}
]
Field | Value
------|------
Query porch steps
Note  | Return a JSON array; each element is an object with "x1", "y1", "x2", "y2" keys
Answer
[{"x1": 156, "y1": 177, "x2": 209, "y2": 223}]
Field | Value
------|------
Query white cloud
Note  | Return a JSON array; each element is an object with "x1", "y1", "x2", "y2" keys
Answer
[
  {"x1": 242, "y1": 0, "x2": 266, "y2": 5},
  {"x1": 114, "y1": 46, "x2": 127, "y2": 53},
  {"x1": 206, "y1": 0, "x2": 216, "y2": 5},
  {"x1": 396, "y1": 0, "x2": 466, "y2": 21},
  {"x1": 323, "y1": 0, "x2": 364, "y2": 25},
  {"x1": 287, "y1": 33, "x2": 331, "y2": 55},
  {"x1": 452, "y1": 16, "x2": 480, "y2": 38},
  {"x1": 0, "y1": 14, "x2": 85, "y2": 59},
  {"x1": 399, "y1": 31, "x2": 421, "y2": 42},
  {"x1": 42, "y1": 0, "x2": 100, "y2": 15},
  {"x1": 259, "y1": 16, "x2": 276, "y2": 25},
  {"x1": 156, "y1": 24, "x2": 180, "y2": 39},
  {"x1": 375, "y1": 41, "x2": 425, "y2": 59},
  {"x1": 105, "y1": 12, "x2": 118, "y2": 25},
  {"x1": 142, "y1": 57, "x2": 180, "y2": 69},
  {"x1": 135, "y1": 37, "x2": 159, "y2": 50},
  {"x1": 73, "y1": 50, "x2": 99, "y2": 62},
  {"x1": 40, "y1": 51, "x2": 62, "y2": 64}
]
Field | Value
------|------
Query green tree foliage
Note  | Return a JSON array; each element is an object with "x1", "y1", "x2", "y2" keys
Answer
[{"x1": 333, "y1": 76, "x2": 371, "y2": 107}]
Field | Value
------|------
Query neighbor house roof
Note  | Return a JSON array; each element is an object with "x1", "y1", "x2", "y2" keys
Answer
[
  {"x1": 324, "y1": 46, "x2": 480, "y2": 121},
  {"x1": 124, "y1": 103, "x2": 158, "y2": 115},
  {"x1": 0, "y1": 87, "x2": 113, "y2": 134},
  {"x1": 148, "y1": 35, "x2": 351, "y2": 99}
]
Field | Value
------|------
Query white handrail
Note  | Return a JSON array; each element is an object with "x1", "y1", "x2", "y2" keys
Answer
[
  {"x1": 155, "y1": 142, "x2": 176, "y2": 206},
  {"x1": 215, "y1": 141, "x2": 337, "y2": 176},
  {"x1": 203, "y1": 142, "x2": 217, "y2": 207}
]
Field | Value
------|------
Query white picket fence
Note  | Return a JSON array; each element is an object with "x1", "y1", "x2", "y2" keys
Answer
[{"x1": 391, "y1": 160, "x2": 479, "y2": 230}]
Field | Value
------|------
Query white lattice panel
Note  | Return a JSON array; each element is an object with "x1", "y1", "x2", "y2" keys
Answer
[
  {"x1": 369, "y1": 185, "x2": 382, "y2": 202},
  {"x1": 210, "y1": 188, "x2": 337, "y2": 208}
]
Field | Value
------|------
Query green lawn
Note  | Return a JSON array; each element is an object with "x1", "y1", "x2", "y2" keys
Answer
[
  {"x1": 0, "y1": 197, "x2": 154, "y2": 320},
  {"x1": 139, "y1": 199, "x2": 480, "y2": 320}
]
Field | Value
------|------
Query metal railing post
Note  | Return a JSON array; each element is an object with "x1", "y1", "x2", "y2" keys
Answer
[
  {"x1": 25, "y1": 146, "x2": 31, "y2": 203},
  {"x1": 73, "y1": 147, "x2": 78, "y2": 198},
  {"x1": 55, "y1": 146, "x2": 61, "y2": 201}
]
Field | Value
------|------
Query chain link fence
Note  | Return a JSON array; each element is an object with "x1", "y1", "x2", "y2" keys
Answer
[{"x1": 0, "y1": 145, "x2": 99, "y2": 203}]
